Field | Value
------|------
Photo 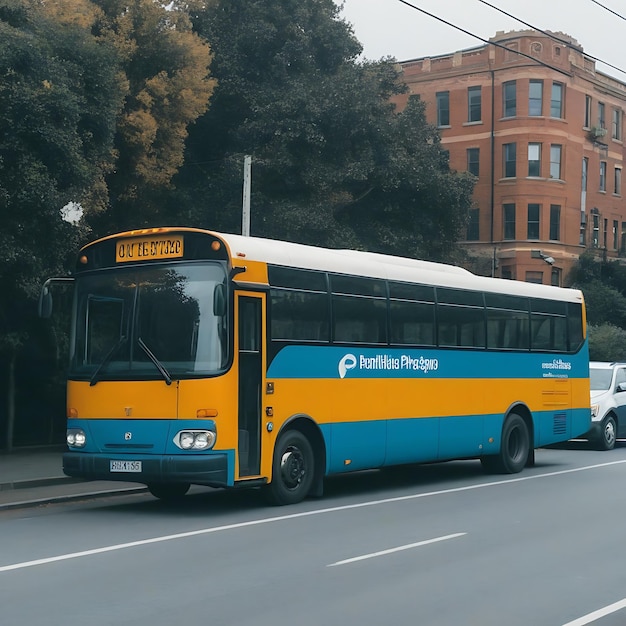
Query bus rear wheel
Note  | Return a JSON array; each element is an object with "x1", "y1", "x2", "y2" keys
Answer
[
  {"x1": 148, "y1": 482, "x2": 190, "y2": 501},
  {"x1": 265, "y1": 430, "x2": 314, "y2": 506},
  {"x1": 481, "y1": 413, "x2": 529, "y2": 474}
]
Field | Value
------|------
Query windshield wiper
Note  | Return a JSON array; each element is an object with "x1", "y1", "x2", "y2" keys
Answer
[
  {"x1": 89, "y1": 336, "x2": 128, "y2": 386},
  {"x1": 137, "y1": 337, "x2": 172, "y2": 385}
]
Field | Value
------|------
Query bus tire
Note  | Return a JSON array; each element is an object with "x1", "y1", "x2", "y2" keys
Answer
[
  {"x1": 265, "y1": 430, "x2": 314, "y2": 506},
  {"x1": 481, "y1": 413, "x2": 529, "y2": 474},
  {"x1": 148, "y1": 482, "x2": 190, "y2": 501}
]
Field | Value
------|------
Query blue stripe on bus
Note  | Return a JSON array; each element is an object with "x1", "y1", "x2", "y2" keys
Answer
[
  {"x1": 319, "y1": 407, "x2": 591, "y2": 474},
  {"x1": 267, "y1": 344, "x2": 588, "y2": 379}
]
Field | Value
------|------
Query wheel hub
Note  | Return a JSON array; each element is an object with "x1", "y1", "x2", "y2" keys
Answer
[{"x1": 280, "y1": 446, "x2": 305, "y2": 490}]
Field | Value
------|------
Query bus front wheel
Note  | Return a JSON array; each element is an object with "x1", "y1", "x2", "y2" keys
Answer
[
  {"x1": 481, "y1": 413, "x2": 529, "y2": 474},
  {"x1": 265, "y1": 430, "x2": 314, "y2": 506},
  {"x1": 148, "y1": 482, "x2": 190, "y2": 501}
]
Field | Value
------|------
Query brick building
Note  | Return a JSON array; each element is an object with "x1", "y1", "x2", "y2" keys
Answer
[{"x1": 395, "y1": 29, "x2": 626, "y2": 286}]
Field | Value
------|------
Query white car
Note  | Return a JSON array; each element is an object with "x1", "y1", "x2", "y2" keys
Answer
[{"x1": 585, "y1": 361, "x2": 626, "y2": 450}]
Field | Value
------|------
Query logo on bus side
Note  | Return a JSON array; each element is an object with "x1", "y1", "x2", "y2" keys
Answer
[
  {"x1": 338, "y1": 354, "x2": 357, "y2": 378},
  {"x1": 338, "y1": 353, "x2": 439, "y2": 378}
]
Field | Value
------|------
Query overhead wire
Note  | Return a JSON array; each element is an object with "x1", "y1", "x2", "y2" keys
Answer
[
  {"x1": 395, "y1": 0, "x2": 570, "y2": 77},
  {"x1": 588, "y1": 0, "x2": 626, "y2": 23},
  {"x1": 395, "y1": 0, "x2": 626, "y2": 77},
  {"x1": 476, "y1": 0, "x2": 626, "y2": 76}
]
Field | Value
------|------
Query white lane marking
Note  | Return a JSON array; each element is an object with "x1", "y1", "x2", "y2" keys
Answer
[
  {"x1": 327, "y1": 532, "x2": 466, "y2": 567},
  {"x1": 1, "y1": 459, "x2": 625, "y2": 574},
  {"x1": 562, "y1": 598, "x2": 626, "y2": 625}
]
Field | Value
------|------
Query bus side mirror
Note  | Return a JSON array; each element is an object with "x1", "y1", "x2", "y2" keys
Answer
[
  {"x1": 38, "y1": 285, "x2": 53, "y2": 319},
  {"x1": 38, "y1": 277, "x2": 74, "y2": 318},
  {"x1": 213, "y1": 283, "x2": 226, "y2": 316}
]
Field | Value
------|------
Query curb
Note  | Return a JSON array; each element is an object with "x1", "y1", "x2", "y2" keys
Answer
[
  {"x1": 0, "y1": 485, "x2": 148, "y2": 511},
  {"x1": 0, "y1": 476, "x2": 86, "y2": 492}
]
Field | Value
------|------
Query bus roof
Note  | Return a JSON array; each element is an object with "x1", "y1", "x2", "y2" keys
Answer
[
  {"x1": 216, "y1": 231, "x2": 583, "y2": 304},
  {"x1": 88, "y1": 227, "x2": 583, "y2": 304}
]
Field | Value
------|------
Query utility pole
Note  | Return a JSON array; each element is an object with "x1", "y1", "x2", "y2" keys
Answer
[{"x1": 242, "y1": 155, "x2": 251, "y2": 237}]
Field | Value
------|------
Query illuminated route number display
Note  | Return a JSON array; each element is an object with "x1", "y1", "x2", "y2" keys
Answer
[{"x1": 116, "y1": 236, "x2": 184, "y2": 262}]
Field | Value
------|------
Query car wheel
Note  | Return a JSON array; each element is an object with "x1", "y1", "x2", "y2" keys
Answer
[{"x1": 597, "y1": 415, "x2": 617, "y2": 451}]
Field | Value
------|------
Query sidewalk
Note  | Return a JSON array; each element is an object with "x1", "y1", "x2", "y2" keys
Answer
[{"x1": 0, "y1": 446, "x2": 146, "y2": 510}]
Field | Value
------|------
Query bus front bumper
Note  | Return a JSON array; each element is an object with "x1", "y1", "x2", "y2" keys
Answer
[{"x1": 63, "y1": 452, "x2": 230, "y2": 488}]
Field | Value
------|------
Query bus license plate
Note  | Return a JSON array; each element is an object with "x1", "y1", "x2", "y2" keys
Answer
[{"x1": 110, "y1": 460, "x2": 142, "y2": 473}]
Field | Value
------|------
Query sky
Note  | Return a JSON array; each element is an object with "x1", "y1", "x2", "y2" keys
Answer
[{"x1": 339, "y1": 0, "x2": 626, "y2": 79}]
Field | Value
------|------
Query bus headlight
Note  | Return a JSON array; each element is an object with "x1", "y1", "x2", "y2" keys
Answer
[
  {"x1": 174, "y1": 430, "x2": 216, "y2": 450},
  {"x1": 67, "y1": 428, "x2": 86, "y2": 448}
]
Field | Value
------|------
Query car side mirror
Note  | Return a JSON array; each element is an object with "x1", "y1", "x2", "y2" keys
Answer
[{"x1": 616, "y1": 383, "x2": 626, "y2": 393}]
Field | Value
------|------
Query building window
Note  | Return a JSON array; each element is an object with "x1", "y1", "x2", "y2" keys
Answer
[
  {"x1": 550, "y1": 145, "x2": 562, "y2": 179},
  {"x1": 525, "y1": 271, "x2": 543, "y2": 284},
  {"x1": 604, "y1": 219, "x2": 608, "y2": 249},
  {"x1": 550, "y1": 83, "x2": 564, "y2": 118},
  {"x1": 468, "y1": 86, "x2": 481, "y2": 122},
  {"x1": 467, "y1": 148, "x2": 479, "y2": 176},
  {"x1": 500, "y1": 266, "x2": 513, "y2": 280},
  {"x1": 598, "y1": 102, "x2": 606, "y2": 129},
  {"x1": 551, "y1": 268, "x2": 561, "y2": 287},
  {"x1": 503, "y1": 143, "x2": 516, "y2": 178},
  {"x1": 585, "y1": 95, "x2": 592, "y2": 128},
  {"x1": 503, "y1": 203, "x2": 516, "y2": 240},
  {"x1": 615, "y1": 167, "x2": 622, "y2": 195},
  {"x1": 550, "y1": 205, "x2": 561, "y2": 241},
  {"x1": 593, "y1": 214, "x2": 600, "y2": 248},
  {"x1": 528, "y1": 143, "x2": 541, "y2": 177},
  {"x1": 614, "y1": 220, "x2": 619, "y2": 250},
  {"x1": 600, "y1": 161, "x2": 607, "y2": 191},
  {"x1": 503, "y1": 81, "x2": 516, "y2": 117},
  {"x1": 466, "y1": 208, "x2": 479, "y2": 241},
  {"x1": 529, "y1": 80, "x2": 543, "y2": 116},
  {"x1": 527, "y1": 203, "x2": 540, "y2": 239},
  {"x1": 612, "y1": 109, "x2": 622, "y2": 140},
  {"x1": 582, "y1": 157, "x2": 588, "y2": 191},
  {"x1": 436, "y1": 91, "x2": 450, "y2": 127}
]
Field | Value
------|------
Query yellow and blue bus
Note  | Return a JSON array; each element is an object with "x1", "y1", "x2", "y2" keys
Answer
[{"x1": 40, "y1": 227, "x2": 590, "y2": 505}]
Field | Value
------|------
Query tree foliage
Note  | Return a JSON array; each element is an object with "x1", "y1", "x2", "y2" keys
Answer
[
  {"x1": 85, "y1": 0, "x2": 215, "y2": 231},
  {"x1": 0, "y1": 0, "x2": 123, "y2": 447},
  {"x1": 0, "y1": 0, "x2": 121, "y2": 329},
  {"x1": 588, "y1": 324, "x2": 626, "y2": 362},
  {"x1": 172, "y1": 0, "x2": 474, "y2": 260}
]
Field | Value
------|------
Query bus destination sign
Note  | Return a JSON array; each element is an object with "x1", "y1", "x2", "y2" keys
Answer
[{"x1": 116, "y1": 235, "x2": 184, "y2": 263}]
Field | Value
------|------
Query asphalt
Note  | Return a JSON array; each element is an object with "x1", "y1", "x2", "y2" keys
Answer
[{"x1": 0, "y1": 446, "x2": 147, "y2": 510}]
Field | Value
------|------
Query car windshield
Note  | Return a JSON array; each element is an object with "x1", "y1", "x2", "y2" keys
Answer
[
  {"x1": 589, "y1": 367, "x2": 613, "y2": 391},
  {"x1": 69, "y1": 262, "x2": 228, "y2": 381}
]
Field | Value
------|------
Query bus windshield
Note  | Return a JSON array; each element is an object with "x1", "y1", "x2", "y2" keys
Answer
[{"x1": 69, "y1": 263, "x2": 229, "y2": 382}]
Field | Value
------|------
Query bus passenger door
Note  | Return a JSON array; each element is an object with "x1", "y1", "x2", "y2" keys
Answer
[{"x1": 237, "y1": 294, "x2": 264, "y2": 477}]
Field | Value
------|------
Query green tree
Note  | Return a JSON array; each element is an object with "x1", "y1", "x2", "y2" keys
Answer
[
  {"x1": 0, "y1": 0, "x2": 122, "y2": 448},
  {"x1": 85, "y1": 0, "x2": 216, "y2": 232},
  {"x1": 588, "y1": 324, "x2": 626, "y2": 361},
  {"x1": 172, "y1": 0, "x2": 474, "y2": 260},
  {"x1": 579, "y1": 282, "x2": 626, "y2": 327}
]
